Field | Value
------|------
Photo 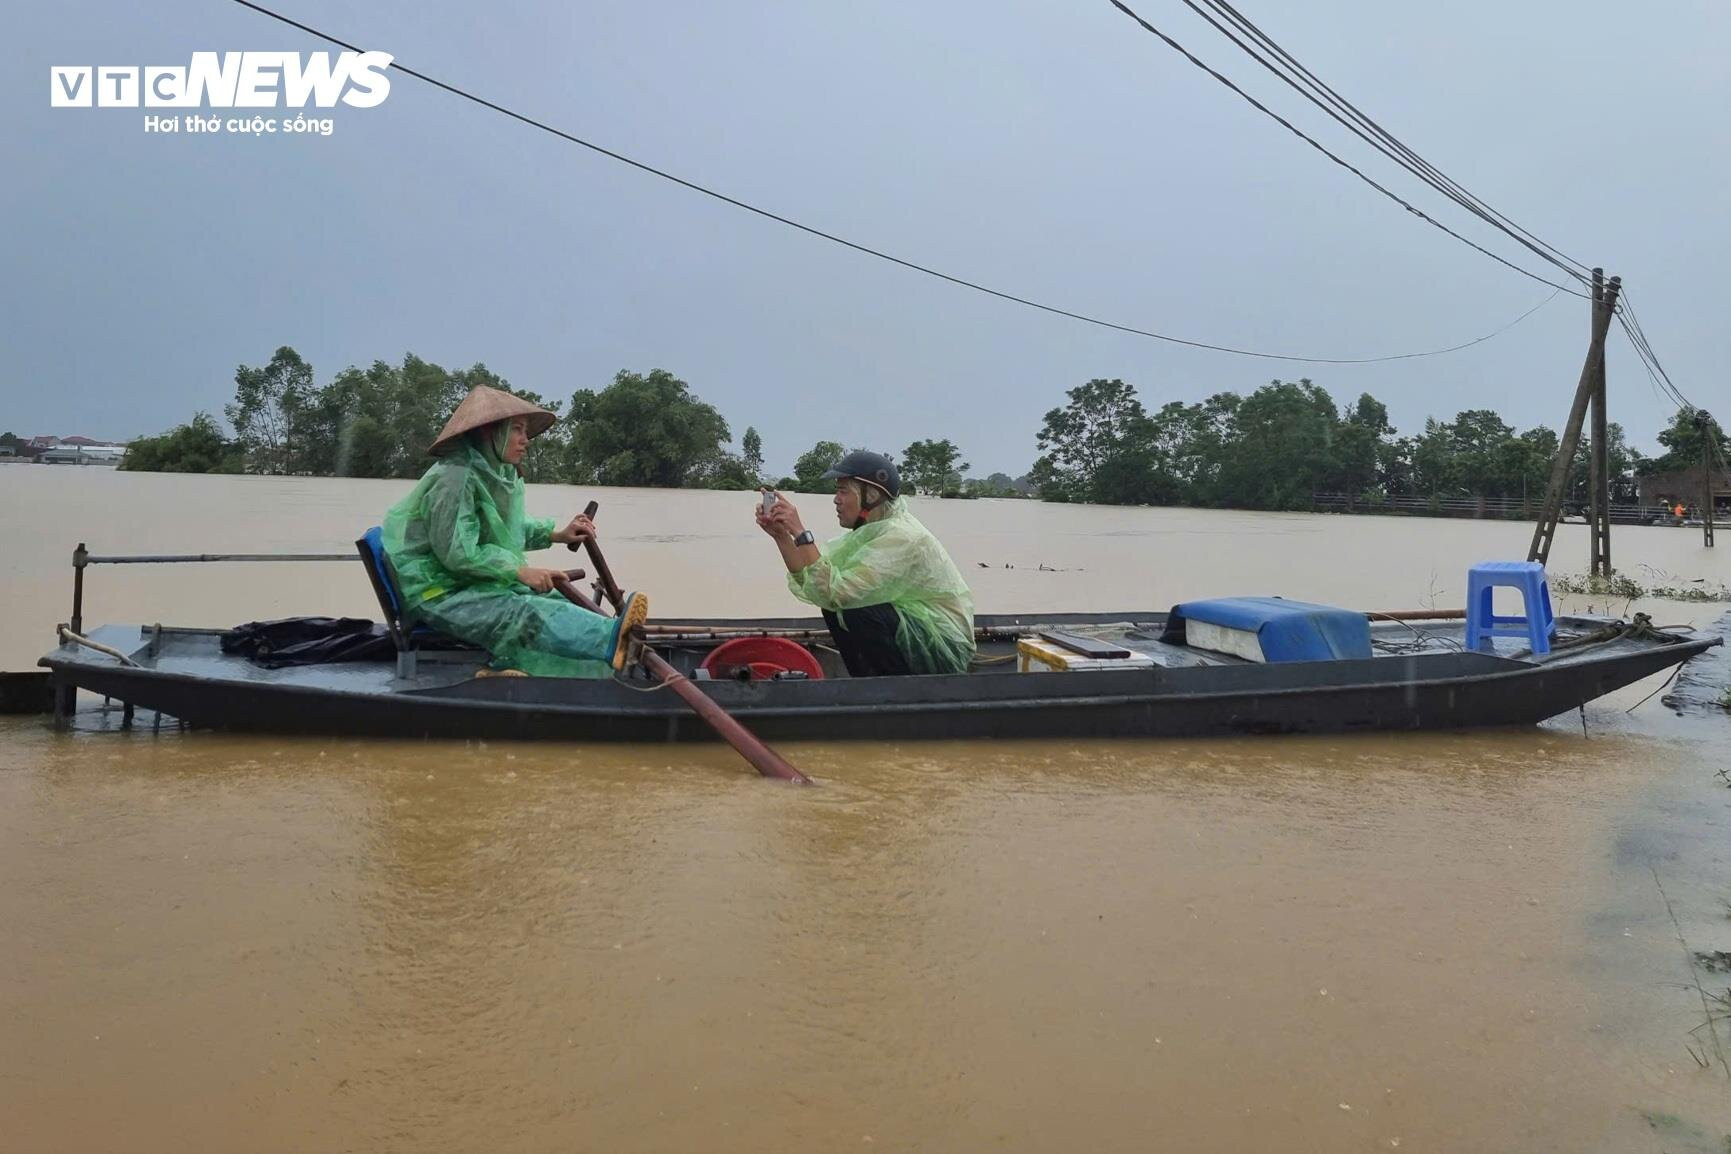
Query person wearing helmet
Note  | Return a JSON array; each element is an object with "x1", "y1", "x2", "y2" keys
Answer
[
  {"x1": 381, "y1": 384, "x2": 649, "y2": 677},
  {"x1": 755, "y1": 449, "x2": 975, "y2": 676}
]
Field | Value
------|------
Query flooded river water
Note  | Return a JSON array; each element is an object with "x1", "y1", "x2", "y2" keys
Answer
[{"x1": 4, "y1": 466, "x2": 1731, "y2": 1152}]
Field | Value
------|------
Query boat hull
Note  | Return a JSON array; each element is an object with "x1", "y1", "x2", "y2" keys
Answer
[{"x1": 40, "y1": 614, "x2": 1719, "y2": 743}]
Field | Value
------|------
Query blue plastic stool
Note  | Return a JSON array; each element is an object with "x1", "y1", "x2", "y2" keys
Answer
[{"x1": 1464, "y1": 561, "x2": 1554, "y2": 655}]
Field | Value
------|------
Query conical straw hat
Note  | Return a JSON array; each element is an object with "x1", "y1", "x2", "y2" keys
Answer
[{"x1": 428, "y1": 385, "x2": 557, "y2": 457}]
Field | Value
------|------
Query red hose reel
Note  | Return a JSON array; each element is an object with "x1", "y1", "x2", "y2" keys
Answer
[{"x1": 697, "y1": 637, "x2": 825, "y2": 681}]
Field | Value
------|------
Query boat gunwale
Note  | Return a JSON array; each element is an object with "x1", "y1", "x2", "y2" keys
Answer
[{"x1": 37, "y1": 624, "x2": 1722, "y2": 721}]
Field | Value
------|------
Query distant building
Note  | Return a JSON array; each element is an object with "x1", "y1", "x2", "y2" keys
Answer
[
  {"x1": 38, "y1": 444, "x2": 126, "y2": 465},
  {"x1": 1638, "y1": 466, "x2": 1731, "y2": 513},
  {"x1": 31, "y1": 435, "x2": 129, "y2": 466}
]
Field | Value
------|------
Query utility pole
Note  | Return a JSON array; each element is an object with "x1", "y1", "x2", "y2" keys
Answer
[
  {"x1": 1528, "y1": 269, "x2": 1621, "y2": 567},
  {"x1": 1588, "y1": 270, "x2": 1612, "y2": 575},
  {"x1": 1700, "y1": 410, "x2": 1717, "y2": 548}
]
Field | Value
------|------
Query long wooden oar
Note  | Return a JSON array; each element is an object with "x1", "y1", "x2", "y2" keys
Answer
[
  {"x1": 552, "y1": 511, "x2": 810, "y2": 785},
  {"x1": 549, "y1": 575, "x2": 809, "y2": 785}
]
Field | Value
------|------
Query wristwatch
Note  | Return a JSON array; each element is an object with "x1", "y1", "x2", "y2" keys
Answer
[{"x1": 792, "y1": 529, "x2": 815, "y2": 547}]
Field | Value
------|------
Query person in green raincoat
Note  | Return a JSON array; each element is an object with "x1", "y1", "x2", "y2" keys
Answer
[
  {"x1": 381, "y1": 385, "x2": 648, "y2": 677},
  {"x1": 755, "y1": 450, "x2": 974, "y2": 676}
]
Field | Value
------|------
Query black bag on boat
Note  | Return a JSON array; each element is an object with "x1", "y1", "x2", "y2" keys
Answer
[{"x1": 221, "y1": 616, "x2": 395, "y2": 669}]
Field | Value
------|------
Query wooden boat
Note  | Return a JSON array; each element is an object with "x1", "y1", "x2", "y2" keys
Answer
[{"x1": 39, "y1": 609, "x2": 1720, "y2": 742}]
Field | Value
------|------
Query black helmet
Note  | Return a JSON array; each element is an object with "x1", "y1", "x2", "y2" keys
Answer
[{"x1": 821, "y1": 450, "x2": 900, "y2": 499}]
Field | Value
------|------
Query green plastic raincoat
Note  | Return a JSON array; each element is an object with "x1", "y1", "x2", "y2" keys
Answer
[
  {"x1": 381, "y1": 427, "x2": 614, "y2": 677},
  {"x1": 787, "y1": 498, "x2": 975, "y2": 674}
]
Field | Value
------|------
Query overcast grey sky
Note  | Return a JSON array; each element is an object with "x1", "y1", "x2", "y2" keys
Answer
[{"x1": 4, "y1": 0, "x2": 1726, "y2": 474}]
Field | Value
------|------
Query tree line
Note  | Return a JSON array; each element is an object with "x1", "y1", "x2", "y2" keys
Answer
[
  {"x1": 108, "y1": 348, "x2": 1724, "y2": 510},
  {"x1": 113, "y1": 346, "x2": 1024, "y2": 496},
  {"x1": 1030, "y1": 377, "x2": 1723, "y2": 509}
]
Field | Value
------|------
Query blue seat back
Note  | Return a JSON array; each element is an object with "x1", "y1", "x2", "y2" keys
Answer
[{"x1": 359, "y1": 526, "x2": 403, "y2": 617}]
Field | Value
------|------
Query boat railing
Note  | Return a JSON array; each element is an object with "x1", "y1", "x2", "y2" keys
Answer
[{"x1": 67, "y1": 542, "x2": 355, "y2": 637}]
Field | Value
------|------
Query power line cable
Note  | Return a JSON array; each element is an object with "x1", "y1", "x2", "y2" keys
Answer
[
  {"x1": 1620, "y1": 324, "x2": 1676, "y2": 410},
  {"x1": 1145, "y1": 0, "x2": 1700, "y2": 427},
  {"x1": 1615, "y1": 290, "x2": 1691, "y2": 409},
  {"x1": 1616, "y1": 301, "x2": 1684, "y2": 409},
  {"x1": 1614, "y1": 314, "x2": 1677, "y2": 406},
  {"x1": 1103, "y1": 0, "x2": 1592, "y2": 298},
  {"x1": 225, "y1": 0, "x2": 1567, "y2": 364},
  {"x1": 1186, "y1": 0, "x2": 1594, "y2": 281},
  {"x1": 1129, "y1": 2, "x2": 1705, "y2": 437},
  {"x1": 1115, "y1": 0, "x2": 1711, "y2": 451},
  {"x1": 1130, "y1": 6, "x2": 1698, "y2": 466}
]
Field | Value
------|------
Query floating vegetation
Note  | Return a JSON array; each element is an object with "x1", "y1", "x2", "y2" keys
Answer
[
  {"x1": 1551, "y1": 572, "x2": 1645, "y2": 600},
  {"x1": 1551, "y1": 567, "x2": 1731, "y2": 604}
]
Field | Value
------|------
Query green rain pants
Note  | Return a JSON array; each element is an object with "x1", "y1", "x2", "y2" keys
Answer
[{"x1": 410, "y1": 586, "x2": 616, "y2": 678}]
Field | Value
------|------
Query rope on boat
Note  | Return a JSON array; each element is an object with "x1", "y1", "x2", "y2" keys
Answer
[
  {"x1": 612, "y1": 671, "x2": 679, "y2": 693},
  {"x1": 57, "y1": 626, "x2": 140, "y2": 667},
  {"x1": 1549, "y1": 612, "x2": 1690, "y2": 651},
  {"x1": 1497, "y1": 612, "x2": 1695, "y2": 662}
]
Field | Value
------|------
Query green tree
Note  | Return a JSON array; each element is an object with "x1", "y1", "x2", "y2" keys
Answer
[
  {"x1": 1145, "y1": 393, "x2": 1238, "y2": 504},
  {"x1": 1088, "y1": 444, "x2": 1176, "y2": 505},
  {"x1": 1564, "y1": 421, "x2": 1638, "y2": 504},
  {"x1": 225, "y1": 346, "x2": 314, "y2": 474},
  {"x1": 119, "y1": 412, "x2": 241, "y2": 473},
  {"x1": 1453, "y1": 410, "x2": 1519, "y2": 495},
  {"x1": 1329, "y1": 393, "x2": 1395, "y2": 497},
  {"x1": 566, "y1": 369, "x2": 731, "y2": 487},
  {"x1": 1498, "y1": 426, "x2": 1558, "y2": 507},
  {"x1": 791, "y1": 440, "x2": 846, "y2": 492},
  {"x1": 1031, "y1": 378, "x2": 1156, "y2": 503},
  {"x1": 1409, "y1": 409, "x2": 1522, "y2": 497},
  {"x1": 1409, "y1": 417, "x2": 1459, "y2": 495},
  {"x1": 297, "y1": 354, "x2": 494, "y2": 480},
  {"x1": 963, "y1": 471, "x2": 1022, "y2": 498},
  {"x1": 1378, "y1": 435, "x2": 1416, "y2": 495},
  {"x1": 686, "y1": 450, "x2": 760, "y2": 490},
  {"x1": 1209, "y1": 380, "x2": 1340, "y2": 510},
  {"x1": 900, "y1": 438, "x2": 969, "y2": 496},
  {"x1": 1639, "y1": 406, "x2": 1730, "y2": 476},
  {"x1": 741, "y1": 427, "x2": 765, "y2": 483}
]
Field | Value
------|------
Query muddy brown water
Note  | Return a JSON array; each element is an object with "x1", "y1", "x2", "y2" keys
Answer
[{"x1": 4, "y1": 467, "x2": 1731, "y2": 1153}]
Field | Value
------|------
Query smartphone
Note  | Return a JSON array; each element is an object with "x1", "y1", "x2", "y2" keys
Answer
[{"x1": 760, "y1": 488, "x2": 777, "y2": 514}]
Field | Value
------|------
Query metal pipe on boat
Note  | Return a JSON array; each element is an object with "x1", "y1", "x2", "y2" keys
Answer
[
  {"x1": 56, "y1": 545, "x2": 367, "y2": 719},
  {"x1": 56, "y1": 626, "x2": 141, "y2": 667},
  {"x1": 70, "y1": 542, "x2": 86, "y2": 636},
  {"x1": 1367, "y1": 609, "x2": 1466, "y2": 622},
  {"x1": 60, "y1": 543, "x2": 88, "y2": 721},
  {"x1": 82, "y1": 553, "x2": 355, "y2": 564},
  {"x1": 643, "y1": 626, "x2": 1095, "y2": 650}
]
